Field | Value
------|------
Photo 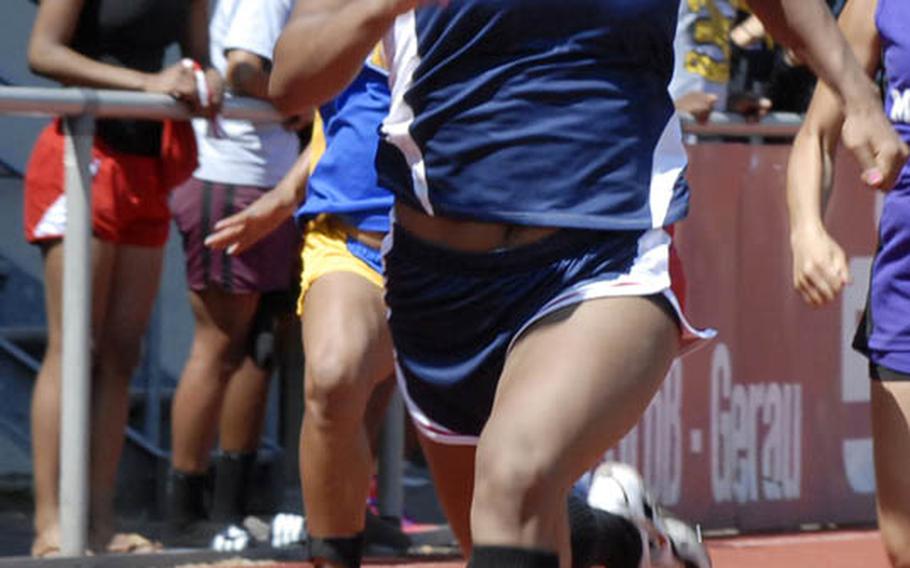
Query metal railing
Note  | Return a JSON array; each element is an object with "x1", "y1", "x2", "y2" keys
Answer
[
  {"x1": 683, "y1": 110, "x2": 803, "y2": 139},
  {"x1": 0, "y1": 86, "x2": 286, "y2": 557},
  {"x1": 0, "y1": 85, "x2": 806, "y2": 558}
]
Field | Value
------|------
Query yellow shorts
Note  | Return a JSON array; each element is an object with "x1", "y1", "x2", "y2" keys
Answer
[{"x1": 297, "y1": 215, "x2": 384, "y2": 316}]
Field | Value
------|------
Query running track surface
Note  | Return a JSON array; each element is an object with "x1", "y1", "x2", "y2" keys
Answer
[{"x1": 208, "y1": 529, "x2": 889, "y2": 568}]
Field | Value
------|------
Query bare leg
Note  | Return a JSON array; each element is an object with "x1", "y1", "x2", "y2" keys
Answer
[
  {"x1": 417, "y1": 433, "x2": 475, "y2": 556},
  {"x1": 470, "y1": 296, "x2": 679, "y2": 566},
  {"x1": 170, "y1": 289, "x2": 260, "y2": 473},
  {"x1": 88, "y1": 244, "x2": 163, "y2": 550},
  {"x1": 300, "y1": 271, "x2": 393, "y2": 554},
  {"x1": 871, "y1": 380, "x2": 910, "y2": 568},
  {"x1": 219, "y1": 356, "x2": 272, "y2": 455},
  {"x1": 31, "y1": 240, "x2": 115, "y2": 557},
  {"x1": 364, "y1": 373, "x2": 396, "y2": 458}
]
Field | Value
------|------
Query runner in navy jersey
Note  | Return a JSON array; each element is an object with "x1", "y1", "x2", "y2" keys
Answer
[
  {"x1": 271, "y1": 2, "x2": 907, "y2": 567},
  {"x1": 788, "y1": 0, "x2": 910, "y2": 565}
]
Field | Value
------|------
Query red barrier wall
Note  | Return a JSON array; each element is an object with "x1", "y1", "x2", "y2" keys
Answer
[{"x1": 606, "y1": 142, "x2": 881, "y2": 532}]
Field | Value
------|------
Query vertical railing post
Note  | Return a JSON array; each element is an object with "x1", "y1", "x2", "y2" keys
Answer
[
  {"x1": 59, "y1": 113, "x2": 95, "y2": 556},
  {"x1": 142, "y1": 300, "x2": 163, "y2": 448},
  {"x1": 376, "y1": 389, "x2": 404, "y2": 521}
]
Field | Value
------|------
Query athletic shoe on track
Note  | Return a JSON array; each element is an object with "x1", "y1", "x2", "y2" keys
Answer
[
  {"x1": 210, "y1": 523, "x2": 252, "y2": 552},
  {"x1": 662, "y1": 516, "x2": 712, "y2": 568},
  {"x1": 586, "y1": 461, "x2": 711, "y2": 568}
]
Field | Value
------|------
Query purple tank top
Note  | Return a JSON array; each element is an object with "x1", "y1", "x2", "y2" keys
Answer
[
  {"x1": 858, "y1": 0, "x2": 910, "y2": 364},
  {"x1": 878, "y1": 0, "x2": 910, "y2": 166}
]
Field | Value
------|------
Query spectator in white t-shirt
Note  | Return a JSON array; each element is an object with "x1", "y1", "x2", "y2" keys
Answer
[{"x1": 165, "y1": 0, "x2": 309, "y2": 542}]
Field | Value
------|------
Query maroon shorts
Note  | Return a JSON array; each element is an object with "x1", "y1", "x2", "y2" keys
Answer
[{"x1": 170, "y1": 177, "x2": 301, "y2": 293}]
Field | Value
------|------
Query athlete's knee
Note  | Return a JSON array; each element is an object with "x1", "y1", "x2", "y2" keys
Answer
[
  {"x1": 94, "y1": 335, "x2": 143, "y2": 379},
  {"x1": 219, "y1": 340, "x2": 249, "y2": 378},
  {"x1": 304, "y1": 349, "x2": 371, "y2": 428},
  {"x1": 187, "y1": 325, "x2": 250, "y2": 381},
  {"x1": 472, "y1": 433, "x2": 559, "y2": 521}
]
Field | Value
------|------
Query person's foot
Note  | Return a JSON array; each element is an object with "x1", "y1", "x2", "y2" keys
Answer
[
  {"x1": 585, "y1": 461, "x2": 710, "y2": 568},
  {"x1": 104, "y1": 533, "x2": 162, "y2": 554},
  {"x1": 31, "y1": 525, "x2": 61, "y2": 558},
  {"x1": 211, "y1": 524, "x2": 253, "y2": 552},
  {"x1": 210, "y1": 513, "x2": 308, "y2": 551},
  {"x1": 269, "y1": 513, "x2": 307, "y2": 549}
]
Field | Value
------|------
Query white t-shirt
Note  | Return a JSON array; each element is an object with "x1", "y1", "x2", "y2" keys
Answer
[
  {"x1": 668, "y1": 0, "x2": 737, "y2": 109},
  {"x1": 192, "y1": 0, "x2": 299, "y2": 187}
]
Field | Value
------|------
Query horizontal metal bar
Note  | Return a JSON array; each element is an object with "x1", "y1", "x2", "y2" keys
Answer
[
  {"x1": 0, "y1": 336, "x2": 41, "y2": 373},
  {"x1": 0, "y1": 86, "x2": 282, "y2": 122},
  {"x1": 680, "y1": 111, "x2": 803, "y2": 138},
  {"x1": 0, "y1": 86, "x2": 805, "y2": 136}
]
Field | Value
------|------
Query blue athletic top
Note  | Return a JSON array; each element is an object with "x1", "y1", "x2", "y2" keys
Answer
[
  {"x1": 379, "y1": 0, "x2": 690, "y2": 230},
  {"x1": 295, "y1": 53, "x2": 393, "y2": 233}
]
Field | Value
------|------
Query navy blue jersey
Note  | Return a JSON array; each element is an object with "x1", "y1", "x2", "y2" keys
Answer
[{"x1": 379, "y1": 0, "x2": 689, "y2": 230}]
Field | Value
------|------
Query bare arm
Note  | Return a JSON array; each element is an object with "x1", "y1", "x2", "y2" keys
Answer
[
  {"x1": 27, "y1": 0, "x2": 218, "y2": 109},
  {"x1": 206, "y1": 144, "x2": 313, "y2": 254},
  {"x1": 181, "y1": 0, "x2": 213, "y2": 67},
  {"x1": 28, "y1": 0, "x2": 148, "y2": 90},
  {"x1": 786, "y1": 0, "x2": 881, "y2": 306},
  {"x1": 749, "y1": 1, "x2": 871, "y2": 109},
  {"x1": 182, "y1": 0, "x2": 224, "y2": 111},
  {"x1": 269, "y1": 0, "x2": 423, "y2": 114},
  {"x1": 226, "y1": 51, "x2": 271, "y2": 99},
  {"x1": 750, "y1": 0, "x2": 907, "y2": 189}
]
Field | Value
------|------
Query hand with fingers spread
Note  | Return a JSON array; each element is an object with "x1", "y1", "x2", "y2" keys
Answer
[
  {"x1": 205, "y1": 184, "x2": 299, "y2": 256},
  {"x1": 790, "y1": 224, "x2": 851, "y2": 307}
]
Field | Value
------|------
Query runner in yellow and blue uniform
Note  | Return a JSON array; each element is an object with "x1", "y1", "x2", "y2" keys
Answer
[{"x1": 208, "y1": 48, "x2": 396, "y2": 563}]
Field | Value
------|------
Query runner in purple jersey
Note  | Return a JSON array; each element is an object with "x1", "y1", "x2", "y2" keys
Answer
[{"x1": 788, "y1": 0, "x2": 910, "y2": 565}]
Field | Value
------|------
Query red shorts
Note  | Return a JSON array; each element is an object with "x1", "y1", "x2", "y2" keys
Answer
[{"x1": 24, "y1": 119, "x2": 194, "y2": 247}]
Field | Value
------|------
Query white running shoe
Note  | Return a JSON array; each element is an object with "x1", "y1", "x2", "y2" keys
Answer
[
  {"x1": 585, "y1": 462, "x2": 711, "y2": 568},
  {"x1": 210, "y1": 524, "x2": 251, "y2": 552},
  {"x1": 662, "y1": 516, "x2": 712, "y2": 568},
  {"x1": 270, "y1": 513, "x2": 307, "y2": 548}
]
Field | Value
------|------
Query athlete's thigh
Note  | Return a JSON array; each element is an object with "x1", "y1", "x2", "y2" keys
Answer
[
  {"x1": 485, "y1": 295, "x2": 679, "y2": 484},
  {"x1": 188, "y1": 288, "x2": 260, "y2": 345},
  {"x1": 99, "y1": 244, "x2": 164, "y2": 347},
  {"x1": 871, "y1": 380, "x2": 910, "y2": 543},
  {"x1": 418, "y1": 432, "x2": 476, "y2": 555},
  {"x1": 302, "y1": 270, "x2": 393, "y2": 385}
]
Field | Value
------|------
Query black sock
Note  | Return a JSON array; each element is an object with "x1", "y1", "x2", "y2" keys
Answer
[
  {"x1": 167, "y1": 469, "x2": 208, "y2": 527},
  {"x1": 210, "y1": 451, "x2": 256, "y2": 522},
  {"x1": 567, "y1": 493, "x2": 643, "y2": 568},
  {"x1": 309, "y1": 534, "x2": 365, "y2": 568},
  {"x1": 468, "y1": 545, "x2": 559, "y2": 568}
]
